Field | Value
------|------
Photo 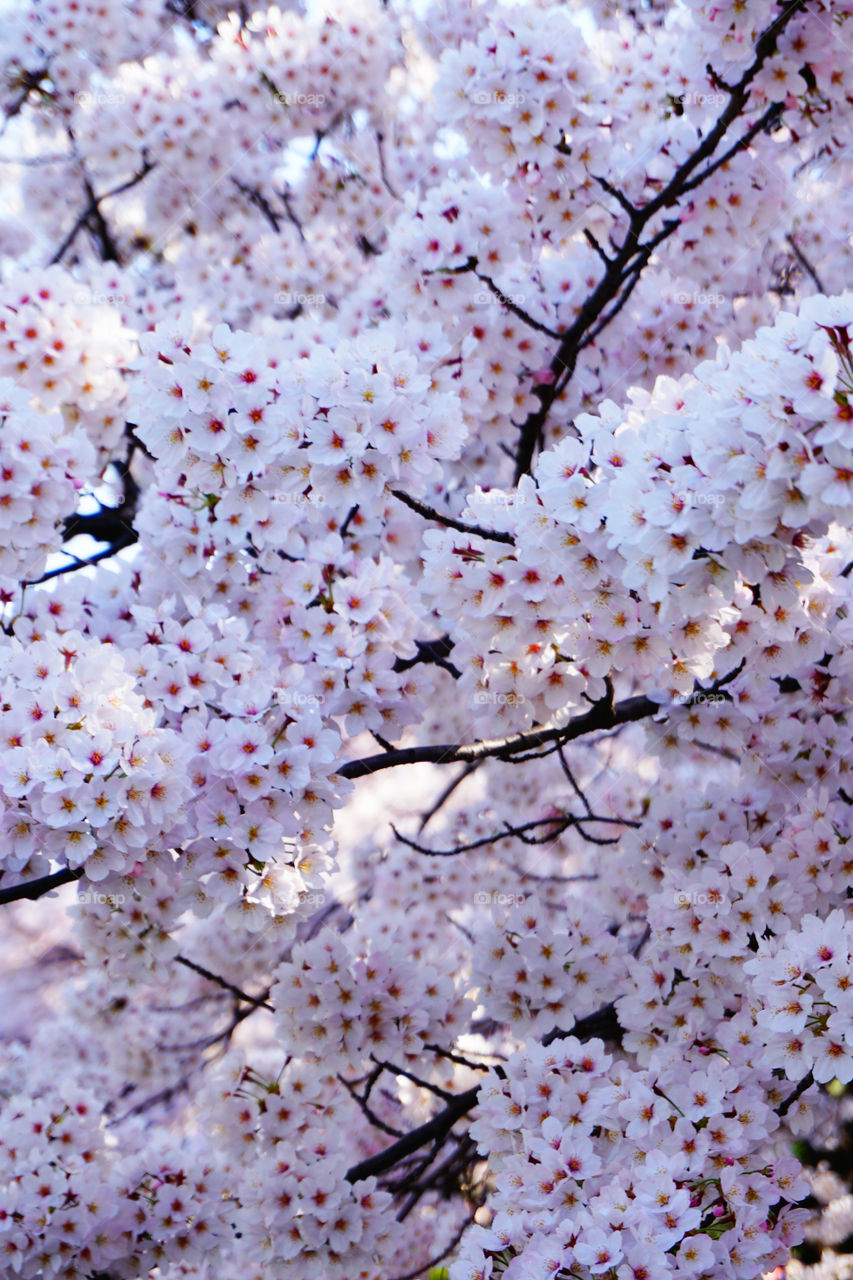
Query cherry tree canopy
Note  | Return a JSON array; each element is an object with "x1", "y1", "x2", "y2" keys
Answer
[{"x1": 1, "y1": 0, "x2": 853, "y2": 1277}]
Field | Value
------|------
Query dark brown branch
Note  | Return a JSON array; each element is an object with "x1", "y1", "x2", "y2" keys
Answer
[
  {"x1": 394, "y1": 1135, "x2": 477, "y2": 1219},
  {"x1": 337, "y1": 691, "x2": 658, "y2": 779},
  {"x1": 387, "y1": 1209, "x2": 477, "y2": 1280},
  {"x1": 376, "y1": 130, "x2": 399, "y2": 199},
  {"x1": 231, "y1": 178, "x2": 281, "y2": 232},
  {"x1": 345, "y1": 997, "x2": 627, "y2": 1185},
  {"x1": 25, "y1": 443, "x2": 143, "y2": 586},
  {"x1": 513, "y1": 817, "x2": 622, "y2": 846},
  {"x1": 511, "y1": 0, "x2": 805, "y2": 480},
  {"x1": 541, "y1": 1000, "x2": 621, "y2": 1046},
  {"x1": 785, "y1": 232, "x2": 826, "y2": 294},
  {"x1": 345, "y1": 1086, "x2": 480, "y2": 1185},
  {"x1": 62, "y1": 509, "x2": 137, "y2": 546},
  {"x1": 49, "y1": 156, "x2": 155, "y2": 266},
  {"x1": 583, "y1": 227, "x2": 612, "y2": 266},
  {"x1": 418, "y1": 761, "x2": 482, "y2": 834},
  {"x1": 280, "y1": 186, "x2": 306, "y2": 242},
  {"x1": 339, "y1": 1070, "x2": 404, "y2": 1139},
  {"x1": 473, "y1": 268, "x2": 562, "y2": 339},
  {"x1": 422, "y1": 1043, "x2": 495, "y2": 1073},
  {"x1": 556, "y1": 747, "x2": 594, "y2": 815},
  {"x1": 777, "y1": 1070, "x2": 814, "y2": 1117},
  {"x1": 340, "y1": 504, "x2": 360, "y2": 537},
  {"x1": 393, "y1": 636, "x2": 461, "y2": 680},
  {"x1": 578, "y1": 218, "x2": 680, "y2": 353},
  {"x1": 391, "y1": 810, "x2": 635, "y2": 858},
  {"x1": 0, "y1": 865, "x2": 83, "y2": 906},
  {"x1": 592, "y1": 173, "x2": 637, "y2": 217},
  {"x1": 371, "y1": 1056, "x2": 455, "y2": 1101},
  {"x1": 174, "y1": 955, "x2": 274, "y2": 1011},
  {"x1": 0, "y1": 66, "x2": 50, "y2": 129},
  {"x1": 22, "y1": 541, "x2": 136, "y2": 587},
  {"x1": 390, "y1": 489, "x2": 515, "y2": 545},
  {"x1": 675, "y1": 101, "x2": 785, "y2": 200}
]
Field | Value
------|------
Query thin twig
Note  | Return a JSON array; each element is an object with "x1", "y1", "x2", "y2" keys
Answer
[
  {"x1": 0, "y1": 865, "x2": 83, "y2": 906},
  {"x1": 49, "y1": 155, "x2": 155, "y2": 265},
  {"x1": 777, "y1": 1070, "x2": 815, "y2": 1117},
  {"x1": 174, "y1": 955, "x2": 274, "y2": 1011},
  {"x1": 390, "y1": 489, "x2": 515, "y2": 545},
  {"x1": 785, "y1": 232, "x2": 825, "y2": 293},
  {"x1": 337, "y1": 690, "x2": 658, "y2": 779},
  {"x1": 473, "y1": 268, "x2": 562, "y2": 339},
  {"x1": 418, "y1": 761, "x2": 482, "y2": 834}
]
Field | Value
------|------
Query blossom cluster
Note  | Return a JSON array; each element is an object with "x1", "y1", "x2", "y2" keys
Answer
[
  {"x1": 0, "y1": 381, "x2": 94, "y2": 591},
  {"x1": 457, "y1": 1036, "x2": 810, "y2": 1280},
  {"x1": 272, "y1": 926, "x2": 469, "y2": 1068},
  {"x1": 0, "y1": 597, "x2": 342, "y2": 945},
  {"x1": 745, "y1": 910, "x2": 853, "y2": 1086},
  {"x1": 0, "y1": 268, "x2": 135, "y2": 467},
  {"x1": 471, "y1": 895, "x2": 627, "y2": 1037},
  {"x1": 68, "y1": 2, "x2": 401, "y2": 243},
  {"x1": 0, "y1": 1077, "x2": 230, "y2": 1279},
  {"x1": 419, "y1": 294, "x2": 853, "y2": 734},
  {"x1": 0, "y1": 0, "x2": 852, "y2": 1277}
]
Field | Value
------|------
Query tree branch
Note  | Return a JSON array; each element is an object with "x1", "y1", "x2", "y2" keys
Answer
[
  {"x1": 785, "y1": 232, "x2": 826, "y2": 294},
  {"x1": 345, "y1": 1086, "x2": 480, "y2": 1185},
  {"x1": 390, "y1": 490, "x2": 515, "y2": 545},
  {"x1": 231, "y1": 178, "x2": 281, "y2": 232},
  {"x1": 777, "y1": 1070, "x2": 814, "y2": 1117},
  {"x1": 49, "y1": 155, "x2": 155, "y2": 266},
  {"x1": 473, "y1": 268, "x2": 562, "y2": 339},
  {"x1": 337, "y1": 691, "x2": 658, "y2": 779},
  {"x1": 418, "y1": 761, "x2": 482, "y2": 834},
  {"x1": 0, "y1": 865, "x2": 83, "y2": 906},
  {"x1": 339, "y1": 664, "x2": 743, "y2": 780},
  {"x1": 174, "y1": 955, "x2": 274, "y2": 1011},
  {"x1": 393, "y1": 636, "x2": 462, "y2": 680},
  {"x1": 511, "y1": 0, "x2": 805, "y2": 480},
  {"x1": 345, "y1": 996, "x2": 628, "y2": 1185}
]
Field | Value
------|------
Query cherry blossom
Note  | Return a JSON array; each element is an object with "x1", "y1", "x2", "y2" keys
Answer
[{"x1": 0, "y1": 0, "x2": 852, "y2": 1276}]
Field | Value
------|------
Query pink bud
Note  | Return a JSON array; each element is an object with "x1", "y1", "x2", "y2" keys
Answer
[
  {"x1": 713, "y1": 1205, "x2": 725, "y2": 1218},
  {"x1": 533, "y1": 369, "x2": 556, "y2": 385}
]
